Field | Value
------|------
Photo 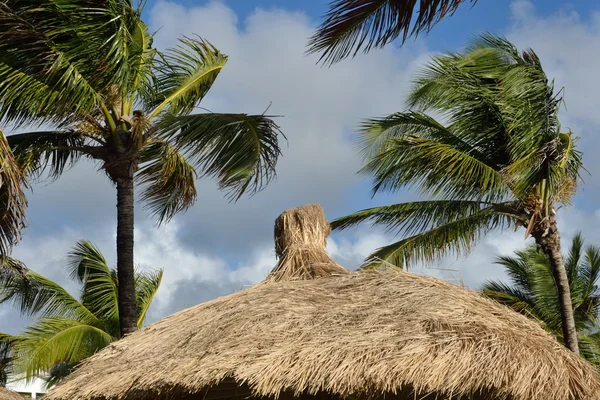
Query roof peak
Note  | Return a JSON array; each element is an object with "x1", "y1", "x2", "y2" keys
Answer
[{"x1": 265, "y1": 204, "x2": 347, "y2": 283}]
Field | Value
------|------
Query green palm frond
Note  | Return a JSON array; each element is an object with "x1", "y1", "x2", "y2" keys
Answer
[
  {"x1": 146, "y1": 37, "x2": 227, "y2": 119},
  {"x1": 359, "y1": 125, "x2": 510, "y2": 201},
  {"x1": 0, "y1": 261, "x2": 100, "y2": 326},
  {"x1": 360, "y1": 205, "x2": 511, "y2": 268},
  {"x1": 66, "y1": 241, "x2": 118, "y2": 334},
  {"x1": 482, "y1": 281, "x2": 538, "y2": 319},
  {"x1": 1, "y1": 241, "x2": 163, "y2": 382},
  {"x1": 0, "y1": 332, "x2": 19, "y2": 386},
  {"x1": 157, "y1": 113, "x2": 283, "y2": 200},
  {"x1": 0, "y1": 0, "x2": 142, "y2": 125},
  {"x1": 11, "y1": 318, "x2": 114, "y2": 381},
  {"x1": 307, "y1": 0, "x2": 476, "y2": 65},
  {"x1": 135, "y1": 269, "x2": 163, "y2": 327},
  {"x1": 124, "y1": 19, "x2": 156, "y2": 116},
  {"x1": 339, "y1": 35, "x2": 582, "y2": 273},
  {"x1": 484, "y1": 234, "x2": 600, "y2": 363},
  {"x1": 7, "y1": 131, "x2": 96, "y2": 181},
  {"x1": 137, "y1": 141, "x2": 197, "y2": 224},
  {"x1": 332, "y1": 200, "x2": 493, "y2": 234},
  {"x1": 0, "y1": 131, "x2": 27, "y2": 256}
]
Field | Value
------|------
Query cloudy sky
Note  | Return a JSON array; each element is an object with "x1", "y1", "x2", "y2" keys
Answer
[{"x1": 3, "y1": 0, "x2": 600, "y2": 334}]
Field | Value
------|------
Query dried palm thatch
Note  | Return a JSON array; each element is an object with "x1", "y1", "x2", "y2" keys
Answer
[
  {"x1": 267, "y1": 204, "x2": 347, "y2": 282},
  {"x1": 0, "y1": 387, "x2": 25, "y2": 400},
  {"x1": 46, "y1": 204, "x2": 600, "y2": 400}
]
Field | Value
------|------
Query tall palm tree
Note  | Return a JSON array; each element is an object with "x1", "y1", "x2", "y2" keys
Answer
[
  {"x1": 308, "y1": 0, "x2": 477, "y2": 64},
  {"x1": 0, "y1": 240, "x2": 162, "y2": 385},
  {"x1": 331, "y1": 35, "x2": 583, "y2": 352},
  {"x1": 0, "y1": 0, "x2": 283, "y2": 335},
  {"x1": 483, "y1": 233, "x2": 600, "y2": 366},
  {"x1": 0, "y1": 130, "x2": 27, "y2": 257}
]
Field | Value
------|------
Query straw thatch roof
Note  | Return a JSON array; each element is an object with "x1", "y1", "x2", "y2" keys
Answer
[
  {"x1": 0, "y1": 387, "x2": 24, "y2": 400},
  {"x1": 46, "y1": 204, "x2": 600, "y2": 400}
]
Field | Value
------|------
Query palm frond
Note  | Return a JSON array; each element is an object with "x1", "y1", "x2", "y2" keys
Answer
[
  {"x1": 482, "y1": 281, "x2": 538, "y2": 320},
  {"x1": 0, "y1": 131, "x2": 27, "y2": 256},
  {"x1": 157, "y1": 113, "x2": 283, "y2": 200},
  {"x1": 137, "y1": 141, "x2": 197, "y2": 224},
  {"x1": 332, "y1": 200, "x2": 492, "y2": 235},
  {"x1": 308, "y1": 0, "x2": 476, "y2": 65},
  {"x1": 135, "y1": 269, "x2": 163, "y2": 327},
  {"x1": 0, "y1": 0, "x2": 143, "y2": 125},
  {"x1": 7, "y1": 131, "x2": 96, "y2": 181},
  {"x1": 359, "y1": 122, "x2": 509, "y2": 201},
  {"x1": 0, "y1": 332, "x2": 20, "y2": 386},
  {"x1": 485, "y1": 236, "x2": 600, "y2": 361},
  {"x1": 66, "y1": 241, "x2": 118, "y2": 334},
  {"x1": 0, "y1": 261, "x2": 100, "y2": 326},
  {"x1": 359, "y1": 205, "x2": 510, "y2": 268},
  {"x1": 124, "y1": 19, "x2": 156, "y2": 116},
  {"x1": 11, "y1": 318, "x2": 113, "y2": 380},
  {"x1": 146, "y1": 37, "x2": 227, "y2": 119}
]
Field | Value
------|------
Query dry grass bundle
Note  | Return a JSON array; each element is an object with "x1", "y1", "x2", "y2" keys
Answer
[
  {"x1": 45, "y1": 204, "x2": 600, "y2": 400},
  {"x1": 267, "y1": 204, "x2": 347, "y2": 283},
  {"x1": 0, "y1": 388, "x2": 25, "y2": 400}
]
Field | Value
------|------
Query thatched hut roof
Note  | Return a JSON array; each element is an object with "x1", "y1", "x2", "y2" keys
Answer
[
  {"x1": 0, "y1": 387, "x2": 24, "y2": 400},
  {"x1": 47, "y1": 205, "x2": 600, "y2": 400}
]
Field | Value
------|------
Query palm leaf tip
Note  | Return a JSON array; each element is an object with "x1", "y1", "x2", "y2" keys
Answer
[
  {"x1": 138, "y1": 141, "x2": 198, "y2": 225},
  {"x1": 157, "y1": 113, "x2": 283, "y2": 201},
  {"x1": 146, "y1": 36, "x2": 228, "y2": 119},
  {"x1": 308, "y1": 0, "x2": 476, "y2": 65}
]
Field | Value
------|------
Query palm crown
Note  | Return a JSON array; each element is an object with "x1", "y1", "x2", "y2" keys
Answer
[
  {"x1": 333, "y1": 35, "x2": 581, "y2": 268},
  {"x1": 1, "y1": 3, "x2": 281, "y2": 219},
  {"x1": 0, "y1": 0, "x2": 283, "y2": 335},
  {"x1": 0, "y1": 241, "x2": 162, "y2": 384},
  {"x1": 483, "y1": 234, "x2": 600, "y2": 367}
]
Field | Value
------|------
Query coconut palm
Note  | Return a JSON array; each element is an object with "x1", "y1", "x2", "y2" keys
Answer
[
  {"x1": 331, "y1": 35, "x2": 583, "y2": 352},
  {"x1": 0, "y1": 0, "x2": 283, "y2": 335},
  {"x1": 0, "y1": 240, "x2": 162, "y2": 384},
  {"x1": 308, "y1": 0, "x2": 477, "y2": 64},
  {"x1": 483, "y1": 233, "x2": 600, "y2": 366},
  {"x1": 0, "y1": 130, "x2": 27, "y2": 257}
]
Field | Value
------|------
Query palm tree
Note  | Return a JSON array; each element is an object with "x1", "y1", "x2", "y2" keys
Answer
[
  {"x1": 0, "y1": 0, "x2": 283, "y2": 335},
  {"x1": 308, "y1": 0, "x2": 477, "y2": 64},
  {"x1": 331, "y1": 35, "x2": 582, "y2": 352},
  {"x1": 0, "y1": 130, "x2": 27, "y2": 257},
  {"x1": 483, "y1": 233, "x2": 600, "y2": 366},
  {"x1": 0, "y1": 240, "x2": 162, "y2": 385}
]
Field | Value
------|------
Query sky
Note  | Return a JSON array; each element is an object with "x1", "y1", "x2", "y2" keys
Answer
[{"x1": 3, "y1": 0, "x2": 600, "y2": 335}]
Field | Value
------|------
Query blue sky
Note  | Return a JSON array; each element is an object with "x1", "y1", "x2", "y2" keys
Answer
[{"x1": 4, "y1": 0, "x2": 600, "y2": 335}]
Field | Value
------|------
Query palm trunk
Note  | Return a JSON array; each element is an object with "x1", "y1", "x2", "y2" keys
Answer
[
  {"x1": 532, "y1": 212, "x2": 579, "y2": 353},
  {"x1": 116, "y1": 176, "x2": 138, "y2": 336}
]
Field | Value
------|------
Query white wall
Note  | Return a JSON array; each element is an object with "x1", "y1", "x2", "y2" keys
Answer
[{"x1": 6, "y1": 375, "x2": 47, "y2": 399}]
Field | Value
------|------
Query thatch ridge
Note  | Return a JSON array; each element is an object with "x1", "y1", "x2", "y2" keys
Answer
[
  {"x1": 0, "y1": 387, "x2": 25, "y2": 400},
  {"x1": 46, "y1": 269, "x2": 600, "y2": 400},
  {"x1": 266, "y1": 204, "x2": 347, "y2": 282}
]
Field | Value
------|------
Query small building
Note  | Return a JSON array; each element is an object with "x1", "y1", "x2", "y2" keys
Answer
[{"x1": 6, "y1": 375, "x2": 47, "y2": 399}]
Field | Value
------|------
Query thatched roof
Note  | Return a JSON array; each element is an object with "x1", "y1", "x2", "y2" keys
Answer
[
  {"x1": 46, "y1": 204, "x2": 600, "y2": 400},
  {"x1": 0, "y1": 387, "x2": 24, "y2": 400}
]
